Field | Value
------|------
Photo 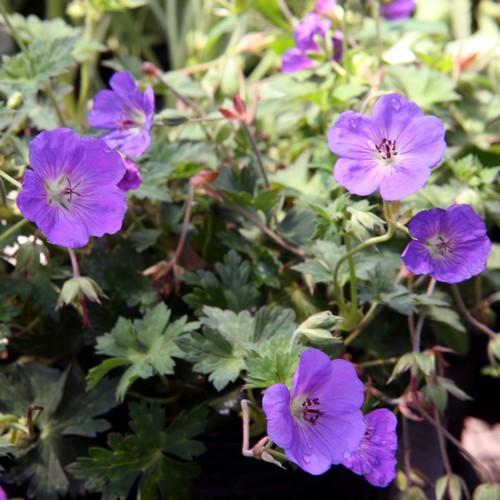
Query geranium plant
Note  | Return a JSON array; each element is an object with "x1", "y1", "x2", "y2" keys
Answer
[{"x1": 0, "y1": 0, "x2": 499, "y2": 499}]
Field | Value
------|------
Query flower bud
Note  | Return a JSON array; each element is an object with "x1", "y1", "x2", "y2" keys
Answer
[
  {"x1": 57, "y1": 277, "x2": 104, "y2": 309},
  {"x1": 7, "y1": 91, "x2": 23, "y2": 110},
  {"x1": 66, "y1": 0, "x2": 86, "y2": 19},
  {"x1": 295, "y1": 311, "x2": 342, "y2": 342}
]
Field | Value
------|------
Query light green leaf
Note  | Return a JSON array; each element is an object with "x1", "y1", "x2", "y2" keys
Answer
[{"x1": 89, "y1": 304, "x2": 199, "y2": 400}]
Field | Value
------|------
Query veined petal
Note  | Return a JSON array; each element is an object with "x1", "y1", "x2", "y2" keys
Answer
[
  {"x1": 328, "y1": 111, "x2": 381, "y2": 159},
  {"x1": 397, "y1": 115, "x2": 446, "y2": 169},
  {"x1": 262, "y1": 384, "x2": 295, "y2": 449},
  {"x1": 401, "y1": 242, "x2": 433, "y2": 276},
  {"x1": 378, "y1": 161, "x2": 432, "y2": 200},
  {"x1": 281, "y1": 49, "x2": 315, "y2": 73},
  {"x1": 407, "y1": 208, "x2": 445, "y2": 240},
  {"x1": 334, "y1": 158, "x2": 386, "y2": 196},
  {"x1": 372, "y1": 93, "x2": 423, "y2": 140}
]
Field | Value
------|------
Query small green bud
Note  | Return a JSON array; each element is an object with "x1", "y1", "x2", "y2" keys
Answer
[
  {"x1": 66, "y1": 0, "x2": 87, "y2": 19},
  {"x1": 57, "y1": 277, "x2": 104, "y2": 309},
  {"x1": 7, "y1": 91, "x2": 23, "y2": 110},
  {"x1": 295, "y1": 311, "x2": 342, "y2": 342}
]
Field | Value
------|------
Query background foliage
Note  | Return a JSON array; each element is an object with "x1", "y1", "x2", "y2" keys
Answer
[{"x1": 0, "y1": 0, "x2": 499, "y2": 498}]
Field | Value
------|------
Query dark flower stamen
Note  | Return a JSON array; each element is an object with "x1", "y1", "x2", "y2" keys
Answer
[
  {"x1": 302, "y1": 397, "x2": 324, "y2": 425},
  {"x1": 376, "y1": 138, "x2": 398, "y2": 160},
  {"x1": 62, "y1": 177, "x2": 81, "y2": 203}
]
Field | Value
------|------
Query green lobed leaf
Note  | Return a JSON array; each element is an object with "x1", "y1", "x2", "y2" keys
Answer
[
  {"x1": 179, "y1": 306, "x2": 296, "y2": 390},
  {"x1": 70, "y1": 402, "x2": 207, "y2": 500},
  {"x1": 88, "y1": 303, "x2": 199, "y2": 400}
]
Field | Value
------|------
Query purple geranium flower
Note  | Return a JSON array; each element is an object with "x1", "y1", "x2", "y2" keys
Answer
[
  {"x1": 262, "y1": 348, "x2": 365, "y2": 475},
  {"x1": 0, "y1": 485, "x2": 6, "y2": 500},
  {"x1": 294, "y1": 13, "x2": 331, "y2": 51},
  {"x1": 401, "y1": 204, "x2": 491, "y2": 283},
  {"x1": 381, "y1": 0, "x2": 416, "y2": 20},
  {"x1": 282, "y1": 48, "x2": 316, "y2": 73},
  {"x1": 342, "y1": 409, "x2": 398, "y2": 487},
  {"x1": 118, "y1": 157, "x2": 142, "y2": 191},
  {"x1": 17, "y1": 129, "x2": 127, "y2": 248},
  {"x1": 88, "y1": 71, "x2": 154, "y2": 159},
  {"x1": 315, "y1": 0, "x2": 336, "y2": 16},
  {"x1": 327, "y1": 93, "x2": 446, "y2": 200},
  {"x1": 282, "y1": 30, "x2": 343, "y2": 73}
]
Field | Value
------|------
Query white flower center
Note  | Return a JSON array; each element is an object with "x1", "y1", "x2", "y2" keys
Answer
[
  {"x1": 291, "y1": 395, "x2": 324, "y2": 425},
  {"x1": 425, "y1": 233, "x2": 454, "y2": 258},
  {"x1": 45, "y1": 175, "x2": 81, "y2": 210}
]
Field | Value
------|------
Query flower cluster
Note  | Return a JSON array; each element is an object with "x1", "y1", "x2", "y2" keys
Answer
[
  {"x1": 328, "y1": 93, "x2": 446, "y2": 201},
  {"x1": 263, "y1": 348, "x2": 398, "y2": 486},
  {"x1": 17, "y1": 72, "x2": 154, "y2": 248},
  {"x1": 282, "y1": 7, "x2": 343, "y2": 73},
  {"x1": 327, "y1": 93, "x2": 491, "y2": 283}
]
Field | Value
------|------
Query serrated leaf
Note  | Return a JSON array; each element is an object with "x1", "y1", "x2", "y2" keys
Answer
[
  {"x1": 182, "y1": 251, "x2": 260, "y2": 313},
  {"x1": 180, "y1": 306, "x2": 296, "y2": 390},
  {"x1": 0, "y1": 37, "x2": 78, "y2": 95},
  {"x1": 244, "y1": 348, "x2": 302, "y2": 389},
  {"x1": 70, "y1": 402, "x2": 207, "y2": 500},
  {"x1": 89, "y1": 303, "x2": 199, "y2": 400},
  {"x1": 388, "y1": 353, "x2": 416, "y2": 383},
  {"x1": 0, "y1": 364, "x2": 116, "y2": 500}
]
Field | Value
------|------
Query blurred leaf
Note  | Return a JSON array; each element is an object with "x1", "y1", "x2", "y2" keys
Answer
[
  {"x1": 0, "y1": 37, "x2": 78, "y2": 95},
  {"x1": 384, "y1": 66, "x2": 459, "y2": 109},
  {"x1": 182, "y1": 250, "x2": 260, "y2": 314},
  {"x1": 70, "y1": 402, "x2": 207, "y2": 500},
  {"x1": 0, "y1": 364, "x2": 117, "y2": 500}
]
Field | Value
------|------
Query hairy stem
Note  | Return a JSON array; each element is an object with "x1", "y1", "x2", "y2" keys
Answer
[
  {"x1": 344, "y1": 302, "x2": 379, "y2": 345},
  {"x1": 0, "y1": 1, "x2": 29, "y2": 55},
  {"x1": 434, "y1": 407, "x2": 452, "y2": 475},
  {"x1": 242, "y1": 122, "x2": 270, "y2": 189},
  {"x1": 412, "y1": 278, "x2": 436, "y2": 353},
  {"x1": 45, "y1": 84, "x2": 67, "y2": 127},
  {"x1": 450, "y1": 284, "x2": 497, "y2": 340},
  {"x1": 334, "y1": 223, "x2": 395, "y2": 312},
  {"x1": 0, "y1": 170, "x2": 22, "y2": 189}
]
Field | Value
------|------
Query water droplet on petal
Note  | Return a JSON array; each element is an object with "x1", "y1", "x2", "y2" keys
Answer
[
  {"x1": 391, "y1": 98, "x2": 401, "y2": 111},
  {"x1": 343, "y1": 452, "x2": 351, "y2": 459},
  {"x1": 349, "y1": 118, "x2": 357, "y2": 129},
  {"x1": 381, "y1": 440, "x2": 386, "y2": 445},
  {"x1": 303, "y1": 455, "x2": 311, "y2": 464}
]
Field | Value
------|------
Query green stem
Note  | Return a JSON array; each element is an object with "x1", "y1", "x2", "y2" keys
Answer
[
  {"x1": 450, "y1": 285, "x2": 497, "y2": 340},
  {"x1": 242, "y1": 122, "x2": 270, "y2": 189},
  {"x1": 334, "y1": 223, "x2": 395, "y2": 312},
  {"x1": 0, "y1": 1, "x2": 29, "y2": 55},
  {"x1": 0, "y1": 170, "x2": 22, "y2": 189},
  {"x1": 434, "y1": 407, "x2": 452, "y2": 475},
  {"x1": 0, "y1": 219, "x2": 29, "y2": 244},
  {"x1": 373, "y1": 0, "x2": 383, "y2": 67},
  {"x1": 78, "y1": 11, "x2": 96, "y2": 119},
  {"x1": 344, "y1": 302, "x2": 379, "y2": 345},
  {"x1": 266, "y1": 448, "x2": 288, "y2": 463},
  {"x1": 45, "y1": 84, "x2": 67, "y2": 127},
  {"x1": 358, "y1": 356, "x2": 398, "y2": 368},
  {"x1": 344, "y1": 234, "x2": 358, "y2": 314}
]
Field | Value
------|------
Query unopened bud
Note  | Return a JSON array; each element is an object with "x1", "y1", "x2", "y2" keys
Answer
[
  {"x1": 57, "y1": 277, "x2": 104, "y2": 309},
  {"x1": 66, "y1": 0, "x2": 86, "y2": 19},
  {"x1": 295, "y1": 311, "x2": 341, "y2": 342},
  {"x1": 142, "y1": 62, "x2": 160, "y2": 77},
  {"x1": 190, "y1": 170, "x2": 219, "y2": 188},
  {"x1": 7, "y1": 91, "x2": 23, "y2": 110}
]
